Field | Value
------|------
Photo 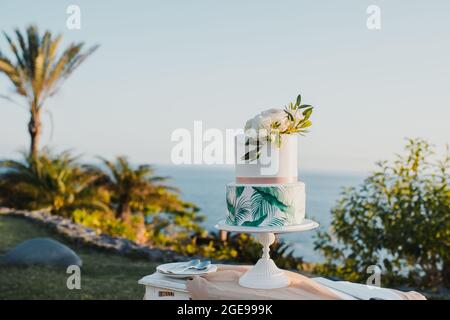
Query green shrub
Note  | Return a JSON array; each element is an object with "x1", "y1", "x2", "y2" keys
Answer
[
  {"x1": 72, "y1": 209, "x2": 144, "y2": 241},
  {"x1": 314, "y1": 138, "x2": 450, "y2": 289}
]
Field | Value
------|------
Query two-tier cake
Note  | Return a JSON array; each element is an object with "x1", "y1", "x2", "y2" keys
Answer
[{"x1": 226, "y1": 95, "x2": 313, "y2": 227}]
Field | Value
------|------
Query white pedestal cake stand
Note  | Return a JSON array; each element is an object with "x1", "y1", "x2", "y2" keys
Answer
[{"x1": 215, "y1": 219, "x2": 319, "y2": 289}]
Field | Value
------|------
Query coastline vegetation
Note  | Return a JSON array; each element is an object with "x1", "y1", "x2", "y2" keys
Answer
[{"x1": 314, "y1": 139, "x2": 449, "y2": 290}]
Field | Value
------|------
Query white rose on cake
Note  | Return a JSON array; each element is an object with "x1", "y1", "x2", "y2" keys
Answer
[
  {"x1": 244, "y1": 114, "x2": 270, "y2": 139},
  {"x1": 241, "y1": 94, "x2": 314, "y2": 161},
  {"x1": 261, "y1": 108, "x2": 291, "y2": 132},
  {"x1": 245, "y1": 108, "x2": 290, "y2": 139}
]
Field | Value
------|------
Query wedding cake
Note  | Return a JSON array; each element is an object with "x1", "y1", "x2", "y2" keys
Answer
[{"x1": 226, "y1": 94, "x2": 313, "y2": 227}]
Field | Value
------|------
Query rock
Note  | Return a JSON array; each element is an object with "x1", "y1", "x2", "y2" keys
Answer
[{"x1": 0, "y1": 237, "x2": 82, "y2": 267}]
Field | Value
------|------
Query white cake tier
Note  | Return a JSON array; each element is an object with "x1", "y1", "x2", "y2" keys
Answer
[
  {"x1": 234, "y1": 134, "x2": 298, "y2": 184},
  {"x1": 225, "y1": 182, "x2": 305, "y2": 227}
]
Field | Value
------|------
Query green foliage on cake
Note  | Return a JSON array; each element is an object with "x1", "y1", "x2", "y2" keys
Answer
[
  {"x1": 226, "y1": 185, "x2": 298, "y2": 227},
  {"x1": 241, "y1": 214, "x2": 268, "y2": 227}
]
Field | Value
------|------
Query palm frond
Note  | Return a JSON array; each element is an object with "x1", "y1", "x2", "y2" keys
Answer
[
  {"x1": 3, "y1": 31, "x2": 25, "y2": 69},
  {"x1": 226, "y1": 187, "x2": 236, "y2": 216},
  {"x1": 252, "y1": 186, "x2": 289, "y2": 212},
  {"x1": 0, "y1": 150, "x2": 105, "y2": 215},
  {"x1": 234, "y1": 194, "x2": 251, "y2": 224},
  {"x1": 242, "y1": 214, "x2": 267, "y2": 227},
  {"x1": 0, "y1": 25, "x2": 98, "y2": 109},
  {"x1": 250, "y1": 190, "x2": 276, "y2": 220},
  {"x1": 267, "y1": 217, "x2": 288, "y2": 227}
]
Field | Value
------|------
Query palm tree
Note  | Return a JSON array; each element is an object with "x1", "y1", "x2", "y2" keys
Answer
[
  {"x1": 95, "y1": 156, "x2": 175, "y2": 221},
  {"x1": 0, "y1": 150, "x2": 108, "y2": 216},
  {"x1": 93, "y1": 156, "x2": 204, "y2": 245},
  {"x1": 0, "y1": 25, "x2": 98, "y2": 157}
]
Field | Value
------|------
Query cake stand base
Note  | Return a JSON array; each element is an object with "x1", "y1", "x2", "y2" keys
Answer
[
  {"x1": 215, "y1": 219, "x2": 319, "y2": 290},
  {"x1": 239, "y1": 233, "x2": 290, "y2": 289}
]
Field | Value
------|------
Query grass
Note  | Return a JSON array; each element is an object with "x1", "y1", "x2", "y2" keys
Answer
[{"x1": 0, "y1": 215, "x2": 158, "y2": 299}]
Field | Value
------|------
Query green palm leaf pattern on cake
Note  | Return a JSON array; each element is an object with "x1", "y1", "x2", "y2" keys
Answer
[
  {"x1": 252, "y1": 187, "x2": 290, "y2": 211},
  {"x1": 234, "y1": 195, "x2": 251, "y2": 225},
  {"x1": 226, "y1": 187, "x2": 236, "y2": 217},
  {"x1": 241, "y1": 213, "x2": 268, "y2": 227},
  {"x1": 250, "y1": 191, "x2": 274, "y2": 221},
  {"x1": 267, "y1": 216, "x2": 288, "y2": 227},
  {"x1": 250, "y1": 186, "x2": 290, "y2": 221},
  {"x1": 226, "y1": 185, "x2": 297, "y2": 226},
  {"x1": 226, "y1": 185, "x2": 251, "y2": 225},
  {"x1": 235, "y1": 186, "x2": 244, "y2": 198}
]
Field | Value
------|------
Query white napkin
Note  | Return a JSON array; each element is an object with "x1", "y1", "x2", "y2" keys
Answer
[
  {"x1": 139, "y1": 273, "x2": 188, "y2": 291},
  {"x1": 313, "y1": 277, "x2": 403, "y2": 300}
]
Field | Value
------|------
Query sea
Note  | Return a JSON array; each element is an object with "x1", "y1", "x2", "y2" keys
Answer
[{"x1": 156, "y1": 165, "x2": 364, "y2": 263}]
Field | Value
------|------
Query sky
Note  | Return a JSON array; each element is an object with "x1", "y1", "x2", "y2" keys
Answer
[{"x1": 0, "y1": 0, "x2": 449, "y2": 173}]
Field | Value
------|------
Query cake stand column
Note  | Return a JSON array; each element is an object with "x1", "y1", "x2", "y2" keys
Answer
[{"x1": 238, "y1": 232, "x2": 290, "y2": 289}]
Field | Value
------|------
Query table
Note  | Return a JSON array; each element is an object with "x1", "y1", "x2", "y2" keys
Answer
[{"x1": 138, "y1": 265, "x2": 426, "y2": 300}]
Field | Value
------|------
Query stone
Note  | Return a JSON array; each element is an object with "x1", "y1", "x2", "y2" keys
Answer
[{"x1": 0, "y1": 237, "x2": 82, "y2": 267}]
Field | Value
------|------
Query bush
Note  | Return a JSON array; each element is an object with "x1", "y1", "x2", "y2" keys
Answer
[
  {"x1": 72, "y1": 209, "x2": 146, "y2": 242},
  {"x1": 314, "y1": 138, "x2": 449, "y2": 289}
]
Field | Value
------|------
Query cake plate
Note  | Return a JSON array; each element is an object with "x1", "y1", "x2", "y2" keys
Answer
[{"x1": 215, "y1": 219, "x2": 319, "y2": 289}]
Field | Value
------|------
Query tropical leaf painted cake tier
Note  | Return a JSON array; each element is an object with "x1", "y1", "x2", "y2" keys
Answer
[{"x1": 225, "y1": 183, "x2": 306, "y2": 227}]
